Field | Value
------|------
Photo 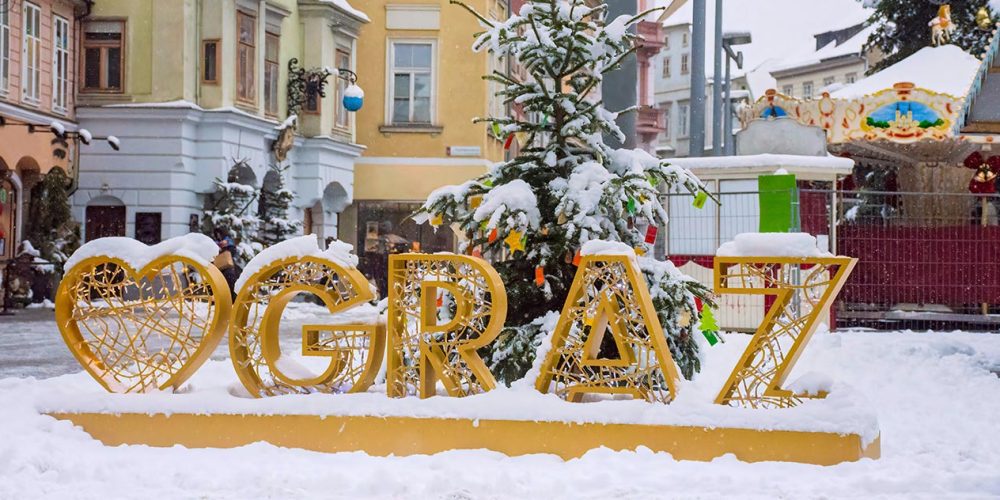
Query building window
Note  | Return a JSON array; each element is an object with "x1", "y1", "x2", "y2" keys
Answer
[
  {"x1": 52, "y1": 16, "x2": 70, "y2": 112},
  {"x1": 679, "y1": 103, "x2": 689, "y2": 137},
  {"x1": 781, "y1": 84, "x2": 793, "y2": 96},
  {"x1": 389, "y1": 41, "x2": 433, "y2": 124},
  {"x1": 682, "y1": 32, "x2": 689, "y2": 47},
  {"x1": 82, "y1": 21, "x2": 124, "y2": 92},
  {"x1": 335, "y1": 48, "x2": 352, "y2": 129},
  {"x1": 237, "y1": 10, "x2": 256, "y2": 104},
  {"x1": 680, "y1": 54, "x2": 689, "y2": 75},
  {"x1": 264, "y1": 32, "x2": 279, "y2": 116},
  {"x1": 304, "y1": 88, "x2": 320, "y2": 114},
  {"x1": 663, "y1": 105, "x2": 671, "y2": 140},
  {"x1": 663, "y1": 34, "x2": 669, "y2": 49},
  {"x1": 823, "y1": 76, "x2": 835, "y2": 87},
  {"x1": 802, "y1": 81, "x2": 814, "y2": 99},
  {"x1": 0, "y1": 5, "x2": 9, "y2": 94},
  {"x1": 846, "y1": 72, "x2": 857, "y2": 84},
  {"x1": 202, "y1": 40, "x2": 219, "y2": 84},
  {"x1": 662, "y1": 56, "x2": 671, "y2": 78},
  {"x1": 21, "y1": 2, "x2": 41, "y2": 103}
]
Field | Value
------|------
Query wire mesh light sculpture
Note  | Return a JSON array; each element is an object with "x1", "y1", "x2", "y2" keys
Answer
[
  {"x1": 56, "y1": 256, "x2": 231, "y2": 393},
  {"x1": 713, "y1": 257, "x2": 857, "y2": 409},
  {"x1": 535, "y1": 255, "x2": 682, "y2": 403},
  {"x1": 229, "y1": 256, "x2": 384, "y2": 397},
  {"x1": 386, "y1": 254, "x2": 506, "y2": 398}
]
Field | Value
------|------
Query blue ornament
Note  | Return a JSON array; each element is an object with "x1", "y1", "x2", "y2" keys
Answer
[{"x1": 342, "y1": 84, "x2": 364, "y2": 112}]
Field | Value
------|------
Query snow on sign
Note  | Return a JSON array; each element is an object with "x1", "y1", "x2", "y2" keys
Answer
[{"x1": 51, "y1": 235, "x2": 871, "y2": 464}]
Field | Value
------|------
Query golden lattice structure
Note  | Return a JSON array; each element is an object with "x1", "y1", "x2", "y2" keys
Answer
[
  {"x1": 713, "y1": 257, "x2": 857, "y2": 409},
  {"x1": 386, "y1": 254, "x2": 506, "y2": 398},
  {"x1": 229, "y1": 256, "x2": 384, "y2": 397},
  {"x1": 56, "y1": 256, "x2": 231, "y2": 393},
  {"x1": 535, "y1": 255, "x2": 681, "y2": 403}
]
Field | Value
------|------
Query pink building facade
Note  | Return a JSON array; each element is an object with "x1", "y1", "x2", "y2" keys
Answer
[{"x1": 0, "y1": 0, "x2": 84, "y2": 260}]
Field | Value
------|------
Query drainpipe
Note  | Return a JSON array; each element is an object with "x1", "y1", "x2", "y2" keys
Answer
[
  {"x1": 68, "y1": 0, "x2": 97, "y2": 195},
  {"x1": 711, "y1": 0, "x2": 722, "y2": 155},
  {"x1": 688, "y1": 0, "x2": 706, "y2": 156}
]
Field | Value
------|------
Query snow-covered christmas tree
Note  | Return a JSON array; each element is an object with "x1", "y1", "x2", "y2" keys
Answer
[
  {"x1": 25, "y1": 167, "x2": 80, "y2": 272},
  {"x1": 256, "y1": 164, "x2": 302, "y2": 248},
  {"x1": 202, "y1": 160, "x2": 263, "y2": 263},
  {"x1": 415, "y1": 0, "x2": 713, "y2": 383}
]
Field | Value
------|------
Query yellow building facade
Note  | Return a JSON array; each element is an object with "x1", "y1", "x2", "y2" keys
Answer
[
  {"x1": 72, "y1": 0, "x2": 367, "y2": 244},
  {"x1": 342, "y1": 0, "x2": 507, "y2": 290}
]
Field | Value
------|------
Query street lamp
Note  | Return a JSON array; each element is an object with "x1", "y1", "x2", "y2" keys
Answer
[{"x1": 722, "y1": 31, "x2": 751, "y2": 155}]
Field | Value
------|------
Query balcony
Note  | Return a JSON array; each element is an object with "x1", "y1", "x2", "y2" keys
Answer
[
  {"x1": 637, "y1": 105, "x2": 665, "y2": 134},
  {"x1": 636, "y1": 20, "x2": 665, "y2": 56}
]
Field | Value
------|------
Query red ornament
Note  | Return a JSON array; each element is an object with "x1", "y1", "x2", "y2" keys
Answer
[{"x1": 644, "y1": 225, "x2": 658, "y2": 244}]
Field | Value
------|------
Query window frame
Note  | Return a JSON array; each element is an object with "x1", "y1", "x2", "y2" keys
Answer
[
  {"x1": 679, "y1": 103, "x2": 690, "y2": 138},
  {"x1": 236, "y1": 9, "x2": 257, "y2": 105},
  {"x1": 263, "y1": 31, "x2": 279, "y2": 117},
  {"x1": 662, "y1": 56, "x2": 671, "y2": 78},
  {"x1": 334, "y1": 46, "x2": 352, "y2": 129},
  {"x1": 52, "y1": 15, "x2": 70, "y2": 113},
  {"x1": 662, "y1": 105, "x2": 671, "y2": 140},
  {"x1": 823, "y1": 76, "x2": 835, "y2": 87},
  {"x1": 201, "y1": 39, "x2": 220, "y2": 84},
  {"x1": 781, "y1": 84, "x2": 794, "y2": 96},
  {"x1": 21, "y1": 2, "x2": 41, "y2": 104},
  {"x1": 80, "y1": 19, "x2": 126, "y2": 94},
  {"x1": 680, "y1": 53, "x2": 689, "y2": 75},
  {"x1": 802, "y1": 81, "x2": 814, "y2": 99},
  {"x1": 0, "y1": 5, "x2": 9, "y2": 95},
  {"x1": 386, "y1": 39, "x2": 436, "y2": 126},
  {"x1": 845, "y1": 72, "x2": 857, "y2": 84}
]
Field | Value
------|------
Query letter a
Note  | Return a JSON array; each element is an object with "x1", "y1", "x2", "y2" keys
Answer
[
  {"x1": 387, "y1": 254, "x2": 507, "y2": 398},
  {"x1": 535, "y1": 254, "x2": 681, "y2": 403}
]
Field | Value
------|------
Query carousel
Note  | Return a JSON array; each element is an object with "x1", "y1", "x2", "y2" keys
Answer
[{"x1": 741, "y1": 33, "x2": 1000, "y2": 326}]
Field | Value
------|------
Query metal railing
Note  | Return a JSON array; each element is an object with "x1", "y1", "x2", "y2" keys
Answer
[{"x1": 662, "y1": 189, "x2": 1000, "y2": 331}]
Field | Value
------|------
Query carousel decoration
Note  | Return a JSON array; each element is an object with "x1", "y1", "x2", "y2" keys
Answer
[
  {"x1": 963, "y1": 151, "x2": 1000, "y2": 195},
  {"x1": 713, "y1": 256, "x2": 857, "y2": 409},
  {"x1": 535, "y1": 254, "x2": 681, "y2": 404},
  {"x1": 929, "y1": 4, "x2": 955, "y2": 47}
]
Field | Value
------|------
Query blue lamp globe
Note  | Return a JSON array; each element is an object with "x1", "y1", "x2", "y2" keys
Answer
[{"x1": 343, "y1": 84, "x2": 364, "y2": 112}]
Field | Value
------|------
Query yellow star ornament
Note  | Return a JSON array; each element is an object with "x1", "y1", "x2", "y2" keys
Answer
[{"x1": 504, "y1": 229, "x2": 526, "y2": 254}]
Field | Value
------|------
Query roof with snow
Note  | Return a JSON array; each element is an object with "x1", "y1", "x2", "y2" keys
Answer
[
  {"x1": 771, "y1": 24, "x2": 876, "y2": 74},
  {"x1": 657, "y1": 0, "x2": 872, "y2": 97},
  {"x1": 320, "y1": 0, "x2": 368, "y2": 22},
  {"x1": 830, "y1": 45, "x2": 981, "y2": 99}
]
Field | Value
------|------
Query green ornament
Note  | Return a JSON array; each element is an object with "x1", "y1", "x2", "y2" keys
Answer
[
  {"x1": 703, "y1": 330, "x2": 719, "y2": 346},
  {"x1": 626, "y1": 197, "x2": 637, "y2": 214},
  {"x1": 692, "y1": 190, "x2": 708, "y2": 209},
  {"x1": 483, "y1": 179, "x2": 494, "y2": 188},
  {"x1": 647, "y1": 173, "x2": 659, "y2": 186},
  {"x1": 0, "y1": 188, "x2": 6, "y2": 203},
  {"x1": 491, "y1": 122, "x2": 501, "y2": 136}
]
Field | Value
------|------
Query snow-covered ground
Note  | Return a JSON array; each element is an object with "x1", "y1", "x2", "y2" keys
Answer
[{"x1": 2, "y1": 307, "x2": 1000, "y2": 498}]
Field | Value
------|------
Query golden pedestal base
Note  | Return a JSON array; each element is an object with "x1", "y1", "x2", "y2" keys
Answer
[{"x1": 49, "y1": 411, "x2": 880, "y2": 465}]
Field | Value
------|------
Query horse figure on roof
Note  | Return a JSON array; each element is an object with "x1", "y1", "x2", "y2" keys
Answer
[{"x1": 929, "y1": 4, "x2": 954, "y2": 46}]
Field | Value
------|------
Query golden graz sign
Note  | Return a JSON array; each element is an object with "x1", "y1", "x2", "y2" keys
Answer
[{"x1": 56, "y1": 240, "x2": 854, "y2": 409}]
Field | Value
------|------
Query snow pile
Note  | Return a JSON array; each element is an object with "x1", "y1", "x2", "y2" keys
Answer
[
  {"x1": 580, "y1": 240, "x2": 635, "y2": 259},
  {"x1": 274, "y1": 114, "x2": 296, "y2": 131},
  {"x1": 235, "y1": 235, "x2": 359, "y2": 291},
  {"x1": 830, "y1": 45, "x2": 982, "y2": 99},
  {"x1": 717, "y1": 232, "x2": 834, "y2": 258},
  {"x1": 787, "y1": 371, "x2": 835, "y2": 396},
  {"x1": 343, "y1": 84, "x2": 364, "y2": 99},
  {"x1": 64, "y1": 233, "x2": 219, "y2": 273},
  {"x1": 472, "y1": 179, "x2": 541, "y2": 230},
  {"x1": 4, "y1": 313, "x2": 1000, "y2": 496}
]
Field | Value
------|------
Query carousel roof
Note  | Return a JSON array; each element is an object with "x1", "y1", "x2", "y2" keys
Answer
[{"x1": 830, "y1": 45, "x2": 981, "y2": 99}]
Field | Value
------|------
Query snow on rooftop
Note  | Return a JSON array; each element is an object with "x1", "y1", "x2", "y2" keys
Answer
[
  {"x1": 667, "y1": 153, "x2": 854, "y2": 171},
  {"x1": 830, "y1": 44, "x2": 982, "y2": 99},
  {"x1": 659, "y1": 0, "x2": 872, "y2": 96},
  {"x1": 320, "y1": 0, "x2": 368, "y2": 22},
  {"x1": 771, "y1": 24, "x2": 876, "y2": 73}
]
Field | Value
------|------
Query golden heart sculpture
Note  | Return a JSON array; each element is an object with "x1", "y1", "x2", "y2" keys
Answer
[{"x1": 56, "y1": 235, "x2": 232, "y2": 393}]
